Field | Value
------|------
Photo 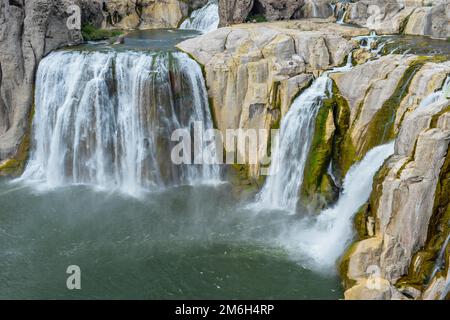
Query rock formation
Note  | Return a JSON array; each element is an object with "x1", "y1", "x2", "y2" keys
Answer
[
  {"x1": 177, "y1": 20, "x2": 364, "y2": 178},
  {"x1": 0, "y1": 0, "x2": 85, "y2": 170}
]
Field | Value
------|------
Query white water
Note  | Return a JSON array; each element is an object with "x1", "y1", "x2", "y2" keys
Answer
[
  {"x1": 416, "y1": 75, "x2": 450, "y2": 112},
  {"x1": 254, "y1": 53, "x2": 353, "y2": 212},
  {"x1": 254, "y1": 76, "x2": 332, "y2": 212},
  {"x1": 21, "y1": 50, "x2": 220, "y2": 194},
  {"x1": 180, "y1": 0, "x2": 219, "y2": 34},
  {"x1": 277, "y1": 142, "x2": 395, "y2": 272}
]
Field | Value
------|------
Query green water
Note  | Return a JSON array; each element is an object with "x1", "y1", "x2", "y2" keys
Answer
[{"x1": 0, "y1": 180, "x2": 342, "y2": 299}]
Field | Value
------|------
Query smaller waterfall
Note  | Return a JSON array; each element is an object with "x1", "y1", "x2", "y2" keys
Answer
[
  {"x1": 254, "y1": 53, "x2": 353, "y2": 212},
  {"x1": 416, "y1": 75, "x2": 450, "y2": 112},
  {"x1": 278, "y1": 142, "x2": 395, "y2": 271},
  {"x1": 255, "y1": 76, "x2": 333, "y2": 212},
  {"x1": 180, "y1": 0, "x2": 219, "y2": 34},
  {"x1": 430, "y1": 232, "x2": 450, "y2": 283}
]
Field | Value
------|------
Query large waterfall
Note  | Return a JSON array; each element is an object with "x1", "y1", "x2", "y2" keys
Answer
[
  {"x1": 180, "y1": 0, "x2": 219, "y2": 33},
  {"x1": 21, "y1": 50, "x2": 220, "y2": 194}
]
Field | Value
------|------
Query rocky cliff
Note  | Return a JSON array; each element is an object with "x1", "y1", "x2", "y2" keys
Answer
[
  {"x1": 216, "y1": 0, "x2": 449, "y2": 39},
  {"x1": 0, "y1": 0, "x2": 87, "y2": 172},
  {"x1": 178, "y1": 20, "x2": 365, "y2": 179},
  {"x1": 0, "y1": 0, "x2": 449, "y2": 300}
]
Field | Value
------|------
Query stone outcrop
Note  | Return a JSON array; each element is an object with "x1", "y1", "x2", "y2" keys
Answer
[
  {"x1": 0, "y1": 0, "x2": 86, "y2": 169},
  {"x1": 256, "y1": 0, "x2": 305, "y2": 21},
  {"x1": 404, "y1": 1, "x2": 450, "y2": 39},
  {"x1": 218, "y1": 0, "x2": 254, "y2": 26},
  {"x1": 177, "y1": 20, "x2": 363, "y2": 178},
  {"x1": 330, "y1": 54, "x2": 417, "y2": 176},
  {"x1": 339, "y1": 57, "x2": 450, "y2": 298}
]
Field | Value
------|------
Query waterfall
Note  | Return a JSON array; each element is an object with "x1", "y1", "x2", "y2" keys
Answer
[
  {"x1": 278, "y1": 142, "x2": 395, "y2": 271},
  {"x1": 337, "y1": 10, "x2": 347, "y2": 24},
  {"x1": 254, "y1": 76, "x2": 333, "y2": 212},
  {"x1": 21, "y1": 50, "x2": 220, "y2": 194},
  {"x1": 430, "y1": 232, "x2": 450, "y2": 282},
  {"x1": 416, "y1": 75, "x2": 450, "y2": 112},
  {"x1": 254, "y1": 53, "x2": 353, "y2": 212},
  {"x1": 180, "y1": 0, "x2": 219, "y2": 34},
  {"x1": 353, "y1": 31, "x2": 385, "y2": 56}
]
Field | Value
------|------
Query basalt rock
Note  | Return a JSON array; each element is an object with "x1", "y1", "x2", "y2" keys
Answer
[{"x1": 0, "y1": 0, "x2": 84, "y2": 165}]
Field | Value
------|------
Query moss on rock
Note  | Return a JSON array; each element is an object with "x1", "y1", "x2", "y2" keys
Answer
[
  {"x1": 300, "y1": 96, "x2": 339, "y2": 211},
  {"x1": 0, "y1": 105, "x2": 34, "y2": 177}
]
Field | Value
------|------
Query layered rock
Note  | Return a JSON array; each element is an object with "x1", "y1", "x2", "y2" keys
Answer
[
  {"x1": 330, "y1": 54, "x2": 418, "y2": 176},
  {"x1": 103, "y1": 0, "x2": 190, "y2": 29},
  {"x1": 177, "y1": 20, "x2": 362, "y2": 178},
  {"x1": 404, "y1": 1, "x2": 450, "y2": 39},
  {"x1": 344, "y1": 0, "x2": 450, "y2": 38},
  {"x1": 340, "y1": 59, "x2": 450, "y2": 299}
]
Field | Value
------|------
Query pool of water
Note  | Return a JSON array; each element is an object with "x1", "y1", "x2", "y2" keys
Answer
[
  {"x1": 73, "y1": 29, "x2": 201, "y2": 52},
  {"x1": 380, "y1": 35, "x2": 450, "y2": 58},
  {"x1": 0, "y1": 180, "x2": 342, "y2": 299}
]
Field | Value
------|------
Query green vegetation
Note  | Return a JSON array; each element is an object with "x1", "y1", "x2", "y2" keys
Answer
[
  {"x1": 0, "y1": 105, "x2": 34, "y2": 177},
  {"x1": 81, "y1": 24, "x2": 123, "y2": 42},
  {"x1": 300, "y1": 97, "x2": 339, "y2": 211},
  {"x1": 329, "y1": 81, "x2": 353, "y2": 179},
  {"x1": 245, "y1": 15, "x2": 268, "y2": 23}
]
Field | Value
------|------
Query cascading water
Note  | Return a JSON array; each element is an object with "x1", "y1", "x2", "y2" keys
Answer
[
  {"x1": 254, "y1": 53, "x2": 353, "y2": 212},
  {"x1": 416, "y1": 75, "x2": 450, "y2": 112},
  {"x1": 254, "y1": 76, "x2": 332, "y2": 212},
  {"x1": 180, "y1": 0, "x2": 219, "y2": 34},
  {"x1": 353, "y1": 31, "x2": 386, "y2": 56},
  {"x1": 277, "y1": 142, "x2": 395, "y2": 271},
  {"x1": 430, "y1": 232, "x2": 450, "y2": 283},
  {"x1": 21, "y1": 50, "x2": 220, "y2": 194}
]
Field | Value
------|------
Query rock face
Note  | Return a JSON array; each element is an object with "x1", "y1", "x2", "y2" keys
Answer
[
  {"x1": 177, "y1": 20, "x2": 362, "y2": 177},
  {"x1": 0, "y1": 0, "x2": 85, "y2": 166},
  {"x1": 218, "y1": 0, "x2": 254, "y2": 26},
  {"x1": 340, "y1": 59, "x2": 450, "y2": 299},
  {"x1": 344, "y1": 0, "x2": 450, "y2": 38},
  {"x1": 404, "y1": 1, "x2": 450, "y2": 39},
  {"x1": 298, "y1": 0, "x2": 334, "y2": 19},
  {"x1": 256, "y1": 0, "x2": 305, "y2": 21},
  {"x1": 103, "y1": 0, "x2": 190, "y2": 29},
  {"x1": 330, "y1": 54, "x2": 418, "y2": 176}
]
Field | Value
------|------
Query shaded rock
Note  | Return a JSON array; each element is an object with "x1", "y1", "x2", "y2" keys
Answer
[
  {"x1": 218, "y1": 0, "x2": 254, "y2": 26},
  {"x1": 0, "y1": 0, "x2": 83, "y2": 162},
  {"x1": 257, "y1": 0, "x2": 304, "y2": 21}
]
